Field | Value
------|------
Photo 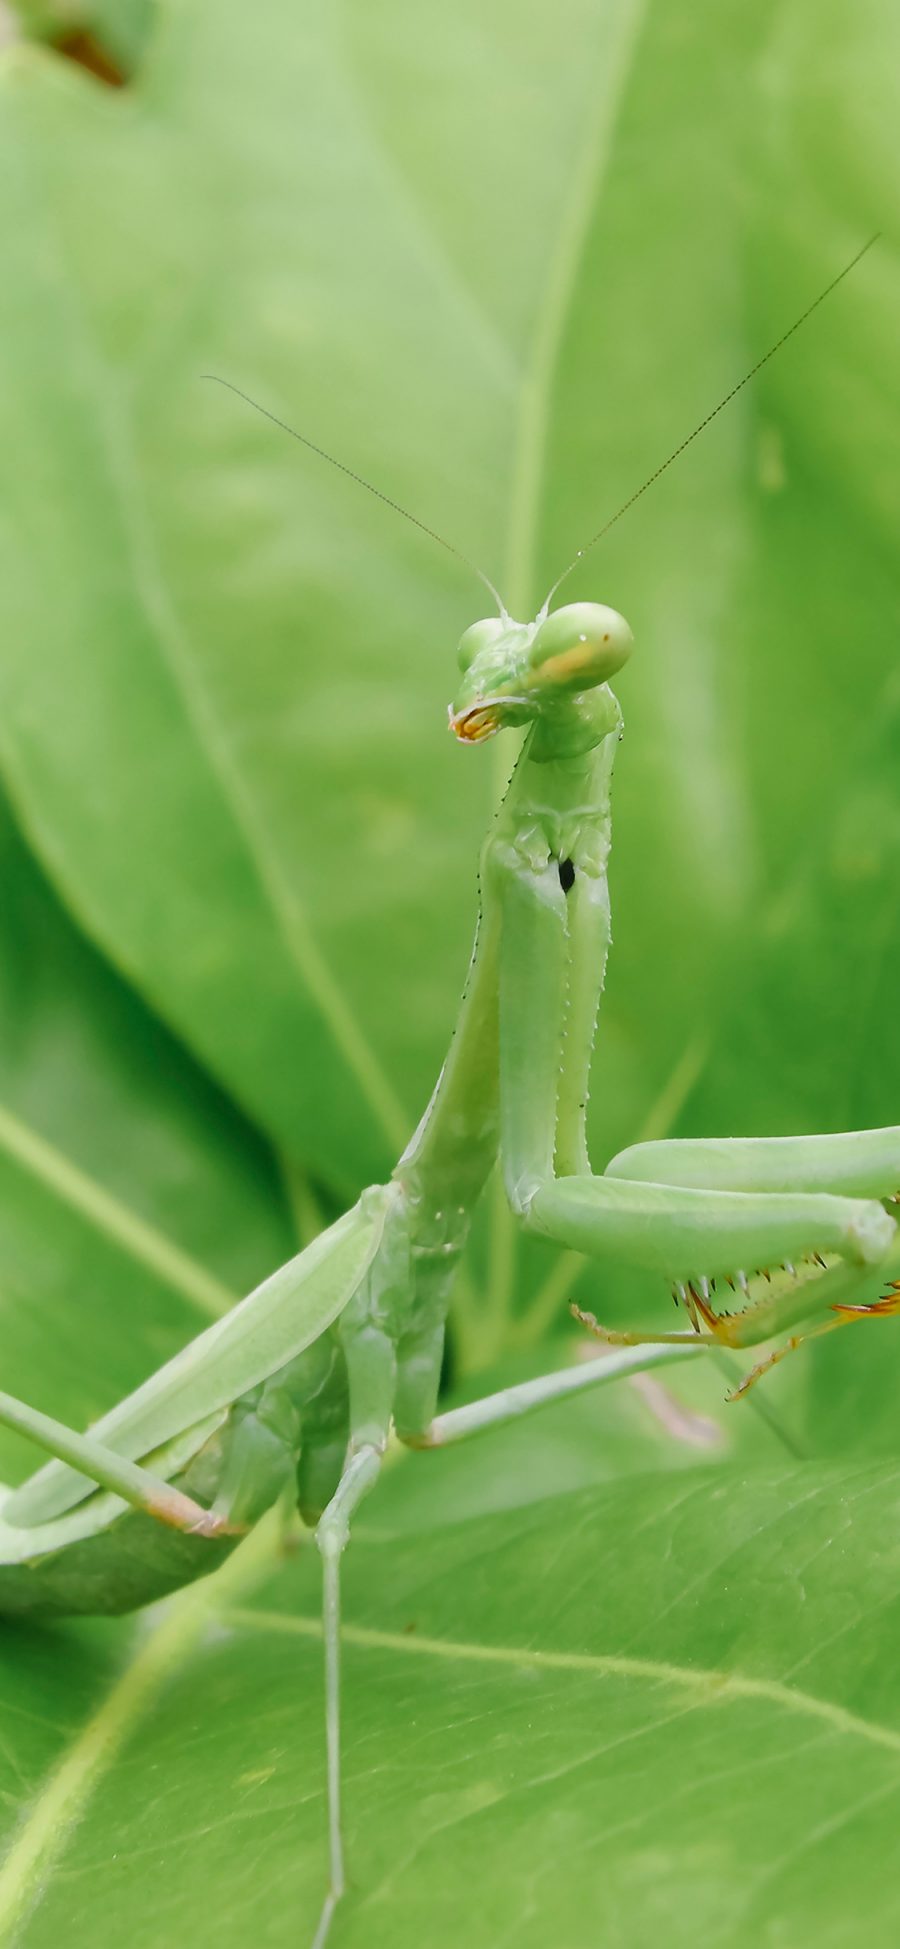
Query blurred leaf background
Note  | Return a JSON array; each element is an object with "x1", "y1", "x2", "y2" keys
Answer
[{"x1": 0, "y1": 0, "x2": 897, "y2": 1943}]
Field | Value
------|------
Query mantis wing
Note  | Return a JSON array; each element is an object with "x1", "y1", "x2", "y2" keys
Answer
[{"x1": 6, "y1": 1184, "x2": 393, "y2": 1527}]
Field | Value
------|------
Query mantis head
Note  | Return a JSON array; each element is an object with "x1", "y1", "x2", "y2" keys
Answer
[{"x1": 449, "y1": 602, "x2": 633, "y2": 748}]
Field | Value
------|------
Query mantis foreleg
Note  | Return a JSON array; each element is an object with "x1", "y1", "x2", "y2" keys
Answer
[
  {"x1": 450, "y1": 629, "x2": 900, "y2": 1372},
  {"x1": 607, "y1": 1130, "x2": 900, "y2": 1199},
  {"x1": 493, "y1": 840, "x2": 894, "y2": 1289}
]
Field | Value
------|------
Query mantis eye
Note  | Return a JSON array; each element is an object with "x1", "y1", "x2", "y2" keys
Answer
[
  {"x1": 527, "y1": 602, "x2": 633, "y2": 692},
  {"x1": 457, "y1": 616, "x2": 507, "y2": 673}
]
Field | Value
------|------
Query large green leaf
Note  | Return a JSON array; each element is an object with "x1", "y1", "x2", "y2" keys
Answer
[
  {"x1": 3, "y1": 1458, "x2": 900, "y2": 1946},
  {"x1": 0, "y1": 0, "x2": 895, "y2": 1202},
  {"x1": 6, "y1": 1, "x2": 154, "y2": 75},
  {"x1": 0, "y1": 797, "x2": 293, "y2": 1481},
  {"x1": 0, "y1": 5, "x2": 898, "y2": 1943}
]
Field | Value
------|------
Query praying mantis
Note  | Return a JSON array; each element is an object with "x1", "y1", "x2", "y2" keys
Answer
[{"x1": 0, "y1": 238, "x2": 896, "y2": 1949}]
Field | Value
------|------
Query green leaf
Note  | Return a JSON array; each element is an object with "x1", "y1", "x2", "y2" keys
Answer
[
  {"x1": 0, "y1": 797, "x2": 293, "y2": 1482},
  {"x1": 0, "y1": 0, "x2": 895, "y2": 1200},
  {"x1": 4, "y1": 1462, "x2": 900, "y2": 1946},
  {"x1": 0, "y1": 3, "x2": 898, "y2": 1941},
  {"x1": 6, "y1": 1, "x2": 154, "y2": 75}
]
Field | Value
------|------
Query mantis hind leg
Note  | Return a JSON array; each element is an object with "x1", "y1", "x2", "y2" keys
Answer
[
  {"x1": 306, "y1": 1188, "x2": 415, "y2": 1947},
  {"x1": 0, "y1": 1387, "x2": 231, "y2": 1537},
  {"x1": 311, "y1": 1445, "x2": 382, "y2": 1949}
]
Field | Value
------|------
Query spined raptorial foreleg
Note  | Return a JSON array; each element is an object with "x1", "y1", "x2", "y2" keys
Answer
[
  {"x1": 607, "y1": 1129, "x2": 900, "y2": 1204},
  {"x1": 525, "y1": 1172, "x2": 894, "y2": 1292},
  {"x1": 490, "y1": 823, "x2": 898, "y2": 1367},
  {"x1": 574, "y1": 1229, "x2": 900, "y2": 1408},
  {"x1": 490, "y1": 824, "x2": 895, "y2": 1278},
  {"x1": 577, "y1": 1131, "x2": 900, "y2": 1358},
  {"x1": 722, "y1": 1259, "x2": 900, "y2": 1398}
]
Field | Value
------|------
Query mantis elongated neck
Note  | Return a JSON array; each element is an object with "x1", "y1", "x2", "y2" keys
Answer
[
  {"x1": 521, "y1": 728, "x2": 619, "y2": 1179},
  {"x1": 492, "y1": 708, "x2": 621, "y2": 1199},
  {"x1": 398, "y1": 690, "x2": 621, "y2": 1222}
]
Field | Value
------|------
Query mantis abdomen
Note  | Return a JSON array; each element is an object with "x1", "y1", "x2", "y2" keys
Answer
[{"x1": 0, "y1": 1327, "x2": 354, "y2": 1618}]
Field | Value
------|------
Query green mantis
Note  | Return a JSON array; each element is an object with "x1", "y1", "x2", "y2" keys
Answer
[{"x1": 0, "y1": 240, "x2": 895, "y2": 1948}]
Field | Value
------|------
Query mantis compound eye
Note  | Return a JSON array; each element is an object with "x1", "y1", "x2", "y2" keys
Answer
[
  {"x1": 456, "y1": 616, "x2": 507, "y2": 673},
  {"x1": 527, "y1": 602, "x2": 633, "y2": 694}
]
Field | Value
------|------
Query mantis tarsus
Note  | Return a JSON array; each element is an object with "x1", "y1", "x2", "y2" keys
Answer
[{"x1": 0, "y1": 237, "x2": 896, "y2": 1948}]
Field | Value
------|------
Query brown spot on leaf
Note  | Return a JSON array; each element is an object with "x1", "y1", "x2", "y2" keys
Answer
[{"x1": 55, "y1": 29, "x2": 127, "y2": 88}]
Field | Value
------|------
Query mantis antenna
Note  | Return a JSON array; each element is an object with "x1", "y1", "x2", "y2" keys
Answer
[
  {"x1": 202, "y1": 372, "x2": 507, "y2": 616},
  {"x1": 542, "y1": 233, "x2": 880, "y2": 610}
]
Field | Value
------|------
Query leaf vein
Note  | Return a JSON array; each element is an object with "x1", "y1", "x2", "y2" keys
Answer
[
  {"x1": 0, "y1": 1099, "x2": 234, "y2": 1321},
  {"x1": 230, "y1": 1604, "x2": 900, "y2": 1759}
]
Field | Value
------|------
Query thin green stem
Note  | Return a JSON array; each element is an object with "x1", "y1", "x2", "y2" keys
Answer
[
  {"x1": 278, "y1": 1151, "x2": 327, "y2": 1248},
  {"x1": 633, "y1": 1030, "x2": 709, "y2": 1145},
  {"x1": 481, "y1": 1169, "x2": 517, "y2": 1361},
  {"x1": 447, "y1": 1261, "x2": 482, "y2": 1352}
]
